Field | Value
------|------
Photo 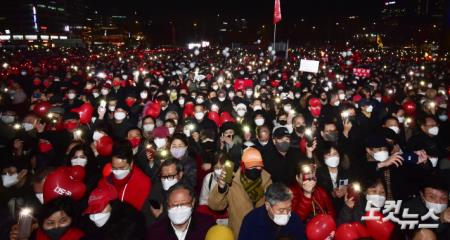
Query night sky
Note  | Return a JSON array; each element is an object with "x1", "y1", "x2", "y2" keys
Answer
[{"x1": 89, "y1": 0, "x2": 383, "y2": 21}]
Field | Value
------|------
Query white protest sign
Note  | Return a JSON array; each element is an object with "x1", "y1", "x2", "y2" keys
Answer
[{"x1": 299, "y1": 59, "x2": 319, "y2": 73}]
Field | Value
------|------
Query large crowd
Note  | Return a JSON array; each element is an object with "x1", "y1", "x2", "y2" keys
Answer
[{"x1": 0, "y1": 45, "x2": 449, "y2": 240}]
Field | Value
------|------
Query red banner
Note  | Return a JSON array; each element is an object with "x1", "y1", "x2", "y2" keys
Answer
[
  {"x1": 353, "y1": 68, "x2": 371, "y2": 78},
  {"x1": 273, "y1": 0, "x2": 282, "y2": 24}
]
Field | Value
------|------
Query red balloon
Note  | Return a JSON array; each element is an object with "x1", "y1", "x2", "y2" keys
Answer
[
  {"x1": 335, "y1": 224, "x2": 359, "y2": 240},
  {"x1": 352, "y1": 222, "x2": 370, "y2": 238},
  {"x1": 43, "y1": 167, "x2": 86, "y2": 203},
  {"x1": 144, "y1": 102, "x2": 161, "y2": 118},
  {"x1": 96, "y1": 135, "x2": 113, "y2": 157},
  {"x1": 69, "y1": 165, "x2": 86, "y2": 181},
  {"x1": 208, "y1": 111, "x2": 220, "y2": 126},
  {"x1": 364, "y1": 211, "x2": 394, "y2": 240},
  {"x1": 33, "y1": 101, "x2": 52, "y2": 117},
  {"x1": 72, "y1": 103, "x2": 94, "y2": 124},
  {"x1": 102, "y1": 163, "x2": 113, "y2": 178},
  {"x1": 219, "y1": 112, "x2": 236, "y2": 127},
  {"x1": 306, "y1": 214, "x2": 336, "y2": 240},
  {"x1": 308, "y1": 98, "x2": 322, "y2": 118},
  {"x1": 402, "y1": 100, "x2": 416, "y2": 115},
  {"x1": 183, "y1": 103, "x2": 195, "y2": 118}
]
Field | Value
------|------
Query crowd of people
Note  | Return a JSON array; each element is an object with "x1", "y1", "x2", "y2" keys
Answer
[{"x1": 0, "y1": 45, "x2": 449, "y2": 240}]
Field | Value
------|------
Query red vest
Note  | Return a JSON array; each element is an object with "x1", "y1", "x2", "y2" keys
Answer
[{"x1": 103, "y1": 166, "x2": 152, "y2": 210}]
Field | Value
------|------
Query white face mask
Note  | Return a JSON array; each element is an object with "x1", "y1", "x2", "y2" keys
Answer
[
  {"x1": 112, "y1": 169, "x2": 130, "y2": 180},
  {"x1": 214, "y1": 169, "x2": 222, "y2": 178},
  {"x1": 101, "y1": 89, "x2": 109, "y2": 96},
  {"x1": 1, "y1": 115, "x2": 15, "y2": 124},
  {"x1": 333, "y1": 101, "x2": 340, "y2": 107},
  {"x1": 439, "y1": 115, "x2": 448, "y2": 122},
  {"x1": 93, "y1": 131, "x2": 104, "y2": 141},
  {"x1": 162, "y1": 178, "x2": 179, "y2": 191},
  {"x1": 237, "y1": 110, "x2": 246, "y2": 117},
  {"x1": 429, "y1": 157, "x2": 438, "y2": 167},
  {"x1": 140, "y1": 92, "x2": 148, "y2": 99},
  {"x1": 2, "y1": 173, "x2": 19, "y2": 188},
  {"x1": 325, "y1": 156, "x2": 340, "y2": 168},
  {"x1": 71, "y1": 158, "x2": 87, "y2": 167},
  {"x1": 259, "y1": 140, "x2": 269, "y2": 146},
  {"x1": 92, "y1": 92, "x2": 100, "y2": 98},
  {"x1": 389, "y1": 126, "x2": 400, "y2": 134},
  {"x1": 194, "y1": 112, "x2": 205, "y2": 120},
  {"x1": 170, "y1": 147, "x2": 187, "y2": 159},
  {"x1": 218, "y1": 97, "x2": 226, "y2": 102},
  {"x1": 255, "y1": 118, "x2": 265, "y2": 126},
  {"x1": 366, "y1": 194, "x2": 386, "y2": 208},
  {"x1": 339, "y1": 93, "x2": 346, "y2": 100},
  {"x1": 365, "y1": 105, "x2": 374, "y2": 113},
  {"x1": 253, "y1": 105, "x2": 262, "y2": 111},
  {"x1": 143, "y1": 123, "x2": 155, "y2": 132},
  {"x1": 35, "y1": 193, "x2": 44, "y2": 204},
  {"x1": 178, "y1": 99, "x2": 185, "y2": 106},
  {"x1": 283, "y1": 105, "x2": 292, "y2": 113},
  {"x1": 22, "y1": 123, "x2": 34, "y2": 131},
  {"x1": 168, "y1": 206, "x2": 192, "y2": 225},
  {"x1": 168, "y1": 127, "x2": 175, "y2": 135},
  {"x1": 196, "y1": 98, "x2": 204, "y2": 104},
  {"x1": 183, "y1": 129, "x2": 191, "y2": 137},
  {"x1": 373, "y1": 150, "x2": 389, "y2": 162},
  {"x1": 89, "y1": 212, "x2": 111, "y2": 227},
  {"x1": 272, "y1": 212, "x2": 291, "y2": 226},
  {"x1": 428, "y1": 127, "x2": 439, "y2": 136},
  {"x1": 108, "y1": 106, "x2": 116, "y2": 112},
  {"x1": 397, "y1": 116, "x2": 405, "y2": 123},
  {"x1": 67, "y1": 93, "x2": 76, "y2": 100},
  {"x1": 114, "y1": 112, "x2": 126, "y2": 121},
  {"x1": 154, "y1": 138, "x2": 167, "y2": 148},
  {"x1": 424, "y1": 200, "x2": 448, "y2": 214}
]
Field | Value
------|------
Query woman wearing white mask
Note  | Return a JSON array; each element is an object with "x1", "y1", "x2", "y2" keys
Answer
[
  {"x1": 338, "y1": 178, "x2": 387, "y2": 225},
  {"x1": 169, "y1": 133, "x2": 197, "y2": 188},
  {"x1": 141, "y1": 116, "x2": 156, "y2": 140},
  {"x1": 81, "y1": 183, "x2": 146, "y2": 239},
  {"x1": 316, "y1": 142, "x2": 351, "y2": 213},
  {"x1": 199, "y1": 153, "x2": 226, "y2": 206},
  {"x1": 108, "y1": 104, "x2": 134, "y2": 139},
  {"x1": 67, "y1": 143, "x2": 101, "y2": 192}
]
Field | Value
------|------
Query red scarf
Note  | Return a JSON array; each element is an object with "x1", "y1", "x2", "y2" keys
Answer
[{"x1": 36, "y1": 227, "x2": 84, "y2": 240}]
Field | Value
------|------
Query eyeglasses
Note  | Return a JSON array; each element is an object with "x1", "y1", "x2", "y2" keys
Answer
[{"x1": 161, "y1": 174, "x2": 178, "y2": 180}]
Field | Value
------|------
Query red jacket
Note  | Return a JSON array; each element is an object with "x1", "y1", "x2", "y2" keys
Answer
[
  {"x1": 103, "y1": 166, "x2": 152, "y2": 211},
  {"x1": 290, "y1": 183, "x2": 336, "y2": 221},
  {"x1": 36, "y1": 227, "x2": 84, "y2": 240}
]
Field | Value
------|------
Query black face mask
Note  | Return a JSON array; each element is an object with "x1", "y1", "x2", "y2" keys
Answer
[
  {"x1": 324, "y1": 132, "x2": 339, "y2": 143},
  {"x1": 278, "y1": 120, "x2": 287, "y2": 126},
  {"x1": 275, "y1": 141, "x2": 291, "y2": 152},
  {"x1": 245, "y1": 168, "x2": 262, "y2": 180},
  {"x1": 44, "y1": 226, "x2": 69, "y2": 240},
  {"x1": 296, "y1": 126, "x2": 305, "y2": 134}
]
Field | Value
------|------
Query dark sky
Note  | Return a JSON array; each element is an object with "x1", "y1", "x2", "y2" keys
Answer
[{"x1": 89, "y1": 0, "x2": 383, "y2": 21}]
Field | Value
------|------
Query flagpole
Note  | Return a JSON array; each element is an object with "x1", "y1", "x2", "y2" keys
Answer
[{"x1": 273, "y1": 23, "x2": 277, "y2": 53}]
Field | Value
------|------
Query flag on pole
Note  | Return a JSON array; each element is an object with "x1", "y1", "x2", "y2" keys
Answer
[{"x1": 273, "y1": 0, "x2": 282, "y2": 24}]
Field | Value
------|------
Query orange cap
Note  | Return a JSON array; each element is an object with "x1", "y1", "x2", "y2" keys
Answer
[{"x1": 242, "y1": 147, "x2": 264, "y2": 169}]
